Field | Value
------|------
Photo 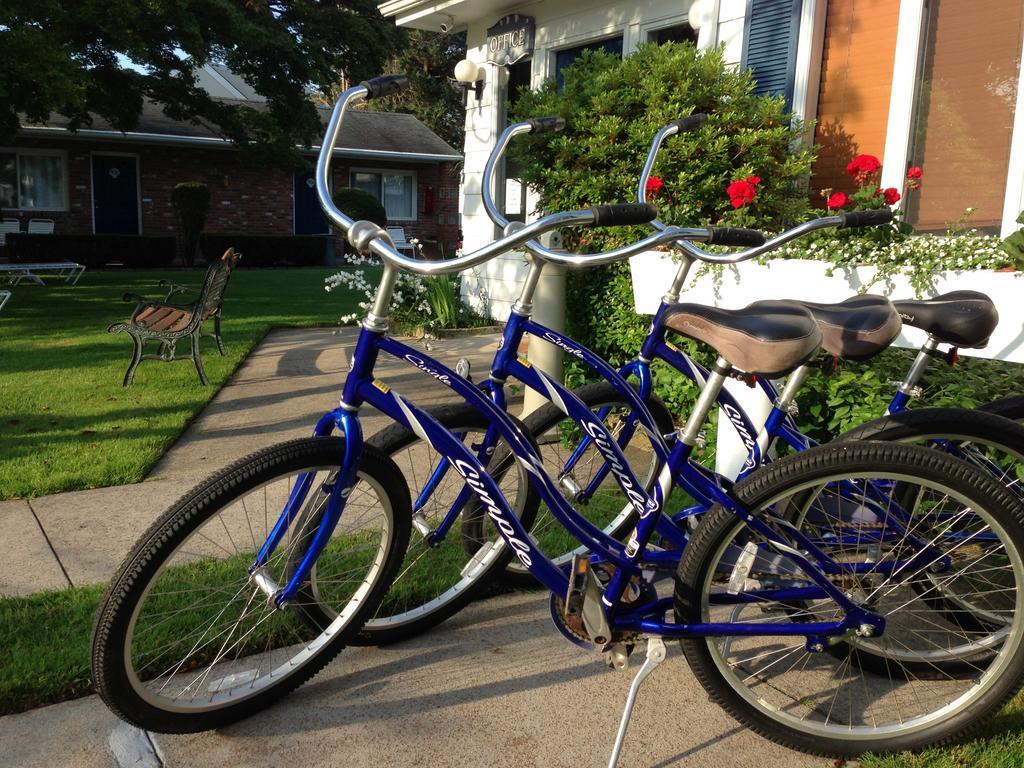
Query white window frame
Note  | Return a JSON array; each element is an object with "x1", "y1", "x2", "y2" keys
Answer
[
  {"x1": 881, "y1": 0, "x2": 1024, "y2": 237},
  {"x1": 349, "y1": 168, "x2": 417, "y2": 222},
  {"x1": 0, "y1": 147, "x2": 69, "y2": 212},
  {"x1": 639, "y1": 15, "x2": 698, "y2": 47}
]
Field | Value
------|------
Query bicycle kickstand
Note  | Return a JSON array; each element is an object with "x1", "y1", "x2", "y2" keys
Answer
[{"x1": 607, "y1": 636, "x2": 667, "y2": 768}]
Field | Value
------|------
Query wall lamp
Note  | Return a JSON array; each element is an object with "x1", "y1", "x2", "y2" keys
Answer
[{"x1": 454, "y1": 59, "x2": 485, "y2": 102}]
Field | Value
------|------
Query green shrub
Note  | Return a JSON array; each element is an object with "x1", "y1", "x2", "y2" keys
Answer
[
  {"x1": 509, "y1": 42, "x2": 814, "y2": 369},
  {"x1": 8, "y1": 233, "x2": 176, "y2": 268},
  {"x1": 171, "y1": 182, "x2": 211, "y2": 267},
  {"x1": 200, "y1": 233, "x2": 327, "y2": 267},
  {"x1": 332, "y1": 187, "x2": 387, "y2": 226}
]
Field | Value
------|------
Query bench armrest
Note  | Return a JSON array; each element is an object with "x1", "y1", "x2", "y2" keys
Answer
[
  {"x1": 159, "y1": 280, "x2": 197, "y2": 300},
  {"x1": 123, "y1": 292, "x2": 147, "y2": 303}
]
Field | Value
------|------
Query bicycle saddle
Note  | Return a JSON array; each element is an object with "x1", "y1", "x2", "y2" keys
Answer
[
  {"x1": 787, "y1": 294, "x2": 902, "y2": 361},
  {"x1": 892, "y1": 290, "x2": 998, "y2": 348},
  {"x1": 661, "y1": 300, "x2": 821, "y2": 376}
]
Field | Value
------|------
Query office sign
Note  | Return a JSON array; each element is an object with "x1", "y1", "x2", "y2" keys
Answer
[{"x1": 486, "y1": 15, "x2": 535, "y2": 66}]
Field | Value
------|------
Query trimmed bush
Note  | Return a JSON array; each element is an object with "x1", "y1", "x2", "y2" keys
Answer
[
  {"x1": 171, "y1": 182, "x2": 211, "y2": 267},
  {"x1": 7, "y1": 234, "x2": 176, "y2": 268},
  {"x1": 200, "y1": 233, "x2": 328, "y2": 267},
  {"x1": 332, "y1": 187, "x2": 387, "y2": 226},
  {"x1": 508, "y1": 42, "x2": 815, "y2": 368}
]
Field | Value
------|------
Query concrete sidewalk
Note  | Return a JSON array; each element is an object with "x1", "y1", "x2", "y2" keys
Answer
[
  {"x1": 0, "y1": 590, "x2": 823, "y2": 768},
  {"x1": 0, "y1": 327, "x2": 513, "y2": 597},
  {"x1": 0, "y1": 325, "x2": 828, "y2": 768}
]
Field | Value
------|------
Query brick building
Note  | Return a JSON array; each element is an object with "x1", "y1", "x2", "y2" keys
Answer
[{"x1": 3, "y1": 94, "x2": 463, "y2": 257}]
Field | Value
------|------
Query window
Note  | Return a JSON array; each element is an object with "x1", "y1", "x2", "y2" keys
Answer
[
  {"x1": 648, "y1": 23, "x2": 697, "y2": 46},
  {"x1": 0, "y1": 150, "x2": 66, "y2": 210},
  {"x1": 555, "y1": 36, "x2": 623, "y2": 92},
  {"x1": 350, "y1": 170, "x2": 416, "y2": 220},
  {"x1": 904, "y1": 0, "x2": 1024, "y2": 232}
]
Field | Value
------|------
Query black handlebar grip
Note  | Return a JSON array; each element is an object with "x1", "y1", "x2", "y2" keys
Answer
[
  {"x1": 527, "y1": 116, "x2": 566, "y2": 134},
  {"x1": 588, "y1": 203, "x2": 658, "y2": 227},
  {"x1": 669, "y1": 113, "x2": 708, "y2": 133},
  {"x1": 359, "y1": 75, "x2": 410, "y2": 100},
  {"x1": 705, "y1": 227, "x2": 767, "y2": 247},
  {"x1": 838, "y1": 209, "x2": 894, "y2": 228}
]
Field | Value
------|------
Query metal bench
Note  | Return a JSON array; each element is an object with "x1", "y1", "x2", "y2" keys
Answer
[
  {"x1": 108, "y1": 248, "x2": 241, "y2": 386},
  {"x1": 0, "y1": 262, "x2": 86, "y2": 286}
]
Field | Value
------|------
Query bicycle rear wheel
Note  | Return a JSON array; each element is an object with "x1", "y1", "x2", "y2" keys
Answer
[
  {"x1": 91, "y1": 437, "x2": 410, "y2": 733},
  {"x1": 675, "y1": 441, "x2": 1024, "y2": 757}
]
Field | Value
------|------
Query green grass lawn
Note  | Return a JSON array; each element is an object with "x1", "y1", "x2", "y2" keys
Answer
[{"x1": 0, "y1": 267, "x2": 369, "y2": 499}]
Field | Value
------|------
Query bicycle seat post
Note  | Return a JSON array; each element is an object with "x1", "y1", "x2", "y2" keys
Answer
[{"x1": 607, "y1": 636, "x2": 667, "y2": 768}]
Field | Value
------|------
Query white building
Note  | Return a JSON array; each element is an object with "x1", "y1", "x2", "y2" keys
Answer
[{"x1": 380, "y1": 0, "x2": 1024, "y2": 319}]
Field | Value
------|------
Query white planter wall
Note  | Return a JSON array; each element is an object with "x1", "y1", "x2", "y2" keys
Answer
[
  {"x1": 629, "y1": 253, "x2": 1024, "y2": 363},
  {"x1": 629, "y1": 252, "x2": 1024, "y2": 479}
]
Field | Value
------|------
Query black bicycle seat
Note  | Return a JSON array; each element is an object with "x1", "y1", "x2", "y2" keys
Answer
[{"x1": 892, "y1": 291, "x2": 998, "y2": 348}]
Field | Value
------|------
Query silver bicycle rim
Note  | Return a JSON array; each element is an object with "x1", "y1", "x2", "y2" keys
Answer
[{"x1": 123, "y1": 466, "x2": 393, "y2": 712}]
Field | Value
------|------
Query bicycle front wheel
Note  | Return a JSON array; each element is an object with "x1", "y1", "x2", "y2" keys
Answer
[
  {"x1": 675, "y1": 441, "x2": 1024, "y2": 757},
  {"x1": 91, "y1": 437, "x2": 411, "y2": 733}
]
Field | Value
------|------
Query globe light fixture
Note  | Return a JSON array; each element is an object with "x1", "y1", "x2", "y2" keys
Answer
[{"x1": 454, "y1": 58, "x2": 485, "y2": 101}]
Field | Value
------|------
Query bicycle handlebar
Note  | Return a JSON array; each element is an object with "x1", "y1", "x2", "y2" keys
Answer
[
  {"x1": 637, "y1": 118, "x2": 895, "y2": 264},
  {"x1": 315, "y1": 84, "x2": 681, "y2": 276}
]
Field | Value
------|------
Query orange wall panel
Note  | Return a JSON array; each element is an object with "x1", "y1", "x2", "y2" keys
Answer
[{"x1": 810, "y1": 0, "x2": 901, "y2": 198}]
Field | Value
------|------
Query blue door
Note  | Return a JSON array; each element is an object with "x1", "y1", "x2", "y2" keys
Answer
[
  {"x1": 294, "y1": 172, "x2": 330, "y2": 234},
  {"x1": 92, "y1": 155, "x2": 140, "y2": 234}
]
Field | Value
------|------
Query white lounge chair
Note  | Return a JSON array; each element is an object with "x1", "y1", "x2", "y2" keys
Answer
[
  {"x1": 0, "y1": 219, "x2": 19, "y2": 247},
  {"x1": 27, "y1": 219, "x2": 55, "y2": 235},
  {"x1": 386, "y1": 227, "x2": 418, "y2": 258},
  {"x1": 0, "y1": 290, "x2": 10, "y2": 312}
]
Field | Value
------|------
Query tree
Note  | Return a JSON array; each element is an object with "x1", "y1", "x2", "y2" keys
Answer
[
  {"x1": 0, "y1": 0, "x2": 401, "y2": 165},
  {"x1": 365, "y1": 29, "x2": 467, "y2": 150}
]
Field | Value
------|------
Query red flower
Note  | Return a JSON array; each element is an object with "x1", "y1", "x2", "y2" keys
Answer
[
  {"x1": 645, "y1": 176, "x2": 665, "y2": 196},
  {"x1": 827, "y1": 192, "x2": 849, "y2": 210},
  {"x1": 746, "y1": 175, "x2": 761, "y2": 185},
  {"x1": 906, "y1": 166, "x2": 923, "y2": 180},
  {"x1": 845, "y1": 154, "x2": 882, "y2": 182},
  {"x1": 727, "y1": 179, "x2": 758, "y2": 208},
  {"x1": 881, "y1": 187, "x2": 901, "y2": 205}
]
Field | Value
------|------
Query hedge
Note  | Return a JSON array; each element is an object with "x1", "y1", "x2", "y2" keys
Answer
[
  {"x1": 200, "y1": 233, "x2": 329, "y2": 268},
  {"x1": 6, "y1": 233, "x2": 176, "y2": 269}
]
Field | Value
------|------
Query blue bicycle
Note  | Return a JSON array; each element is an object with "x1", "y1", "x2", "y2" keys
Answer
[{"x1": 92, "y1": 78, "x2": 1024, "y2": 763}]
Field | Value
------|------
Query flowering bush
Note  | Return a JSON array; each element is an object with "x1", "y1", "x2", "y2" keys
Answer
[
  {"x1": 325, "y1": 251, "x2": 490, "y2": 331},
  {"x1": 767, "y1": 231, "x2": 1014, "y2": 295},
  {"x1": 508, "y1": 41, "x2": 814, "y2": 364},
  {"x1": 726, "y1": 176, "x2": 760, "y2": 208}
]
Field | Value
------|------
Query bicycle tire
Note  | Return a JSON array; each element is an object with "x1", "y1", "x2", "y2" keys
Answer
[
  {"x1": 293, "y1": 404, "x2": 539, "y2": 645},
  {"x1": 91, "y1": 437, "x2": 411, "y2": 733},
  {"x1": 979, "y1": 394, "x2": 1024, "y2": 423},
  {"x1": 837, "y1": 406, "x2": 1024, "y2": 644},
  {"x1": 675, "y1": 440, "x2": 1024, "y2": 757}
]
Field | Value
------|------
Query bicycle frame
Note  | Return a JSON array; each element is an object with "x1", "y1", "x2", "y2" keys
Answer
[{"x1": 250, "y1": 318, "x2": 885, "y2": 641}]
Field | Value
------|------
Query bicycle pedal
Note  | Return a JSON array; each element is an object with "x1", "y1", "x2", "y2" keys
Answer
[
  {"x1": 411, "y1": 512, "x2": 432, "y2": 538},
  {"x1": 565, "y1": 554, "x2": 612, "y2": 647},
  {"x1": 455, "y1": 357, "x2": 473, "y2": 382},
  {"x1": 559, "y1": 474, "x2": 583, "y2": 498},
  {"x1": 727, "y1": 541, "x2": 760, "y2": 595},
  {"x1": 605, "y1": 643, "x2": 633, "y2": 670}
]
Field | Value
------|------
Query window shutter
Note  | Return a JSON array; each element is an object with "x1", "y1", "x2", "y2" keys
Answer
[{"x1": 742, "y1": 0, "x2": 803, "y2": 111}]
